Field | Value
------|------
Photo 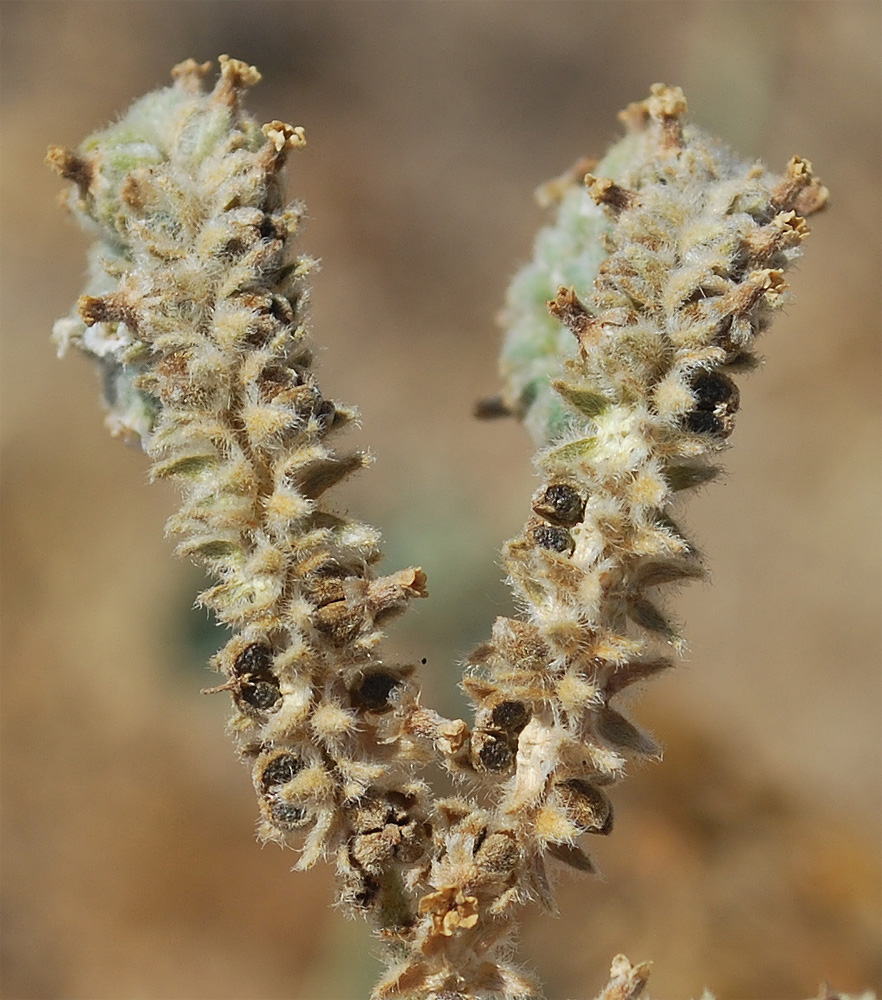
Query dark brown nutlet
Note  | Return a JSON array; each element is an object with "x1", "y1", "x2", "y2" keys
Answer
[
  {"x1": 471, "y1": 730, "x2": 516, "y2": 772},
  {"x1": 269, "y1": 800, "x2": 307, "y2": 829},
  {"x1": 240, "y1": 675, "x2": 281, "y2": 711},
  {"x1": 529, "y1": 522, "x2": 576, "y2": 556},
  {"x1": 683, "y1": 371, "x2": 740, "y2": 437},
  {"x1": 350, "y1": 671, "x2": 401, "y2": 712},
  {"x1": 234, "y1": 642, "x2": 274, "y2": 677},
  {"x1": 556, "y1": 779, "x2": 614, "y2": 835},
  {"x1": 233, "y1": 643, "x2": 281, "y2": 711},
  {"x1": 532, "y1": 483, "x2": 586, "y2": 527},
  {"x1": 259, "y1": 753, "x2": 304, "y2": 789},
  {"x1": 490, "y1": 700, "x2": 531, "y2": 735}
]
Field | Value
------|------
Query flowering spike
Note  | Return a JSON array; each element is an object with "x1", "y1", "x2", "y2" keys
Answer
[{"x1": 51, "y1": 65, "x2": 827, "y2": 1000}]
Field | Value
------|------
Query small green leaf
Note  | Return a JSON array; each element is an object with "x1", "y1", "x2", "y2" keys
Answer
[
  {"x1": 545, "y1": 436, "x2": 598, "y2": 466},
  {"x1": 152, "y1": 454, "x2": 218, "y2": 479},
  {"x1": 178, "y1": 538, "x2": 241, "y2": 561},
  {"x1": 552, "y1": 378, "x2": 609, "y2": 418}
]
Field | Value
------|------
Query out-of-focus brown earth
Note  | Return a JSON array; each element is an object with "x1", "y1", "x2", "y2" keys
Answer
[{"x1": 1, "y1": 3, "x2": 879, "y2": 998}]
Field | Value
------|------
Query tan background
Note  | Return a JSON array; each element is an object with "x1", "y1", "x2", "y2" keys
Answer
[{"x1": 1, "y1": 2, "x2": 879, "y2": 998}]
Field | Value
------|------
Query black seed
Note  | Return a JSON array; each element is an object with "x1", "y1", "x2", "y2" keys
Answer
[
  {"x1": 530, "y1": 524, "x2": 575, "y2": 555},
  {"x1": 242, "y1": 677, "x2": 281, "y2": 711},
  {"x1": 234, "y1": 643, "x2": 273, "y2": 677},
  {"x1": 682, "y1": 371, "x2": 740, "y2": 436},
  {"x1": 532, "y1": 483, "x2": 585, "y2": 527},
  {"x1": 260, "y1": 754, "x2": 303, "y2": 789},
  {"x1": 690, "y1": 371, "x2": 738, "y2": 411},
  {"x1": 683, "y1": 409, "x2": 723, "y2": 435},
  {"x1": 270, "y1": 800, "x2": 306, "y2": 829},
  {"x1": 351, "y1": 671, "x2": 400, "y2": 711},
  {"x1": 258, "y1": 215, "x2": 277, "y2": 239},
  {"x1": 490, "y1": 700, "x2": 530, "y2": 735},
  {"x1": 476, "y1": 733, "x2": 515, "y2": 772}
]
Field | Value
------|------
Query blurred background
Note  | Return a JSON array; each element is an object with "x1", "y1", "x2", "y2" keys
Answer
[{"x1": 1, "y1": 2, "x2": 879, "y2": 998}]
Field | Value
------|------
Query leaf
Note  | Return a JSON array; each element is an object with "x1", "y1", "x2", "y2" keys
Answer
[
  {"x1": 664, "y1": 462, "x2": 719, "y2": 491},
  {"x1": 545, "y1": 436, "x2": 598, "y2": 466},
  {"x1": 176, "y1": 537, "x2": 241, "y2": 562},
  {"x1": 633, "y1": 559, "x2": 704, "y2": 589},
  {"x1": 627, "y1": 596, "x2": 679, "y2": 641},
  {"x1": 598, "y1": 708, "x2": 661, "y2": 759},
  {"x1": 293, "y1": 452, "x2": 366, "y2": 500},
  {"x1": 151, "y1": 453, "x2": 218, "y2": 479},
  {"x1": 605, "y1": 658, "x2": 673, "y2": 697},
  {"x1": 546, "y1": 842, "x2": 596, "y2": 873},
  {"x1": 552, "y1": 378, "x2": 609, "y2": 417}
]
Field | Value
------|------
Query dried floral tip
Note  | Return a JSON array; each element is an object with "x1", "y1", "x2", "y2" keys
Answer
[
  {"x1": 584, "y1": 174, "x2": 638, "y2": 213},
  {"x1": 534, "y1": 155, "x2": 599, "y2": 208},
  {"x1": 263, "y1": 120, "x2": 307, "y2": 152},
  {"x1": 591, "y1": 954, "x2": 653, "y2": 1000},
  {"x1": 45, "y1": 145, "x2": 92, "y2": 197},
  {"x1": 548, "y1": 285, "x2": 600, "y2": 352},
  {"x1": 771, "y1": 156, "x2": 829, "y2": 215}
]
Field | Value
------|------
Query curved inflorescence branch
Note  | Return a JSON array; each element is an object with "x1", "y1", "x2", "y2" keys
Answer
[
  {"x1": 374, "y1": 84, "x2": 827, "y2": 999},
  {"x1": 48, "y1": 55, "x2": 467, "y2": 943},
  {"x1": 50, "y1": 64, "x2": 827, "y2": 1000}
]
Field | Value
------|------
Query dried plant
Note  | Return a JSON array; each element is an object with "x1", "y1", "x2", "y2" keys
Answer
[{"x1": 48, "y1": 57, "x2": 845, "y2": 1000}]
